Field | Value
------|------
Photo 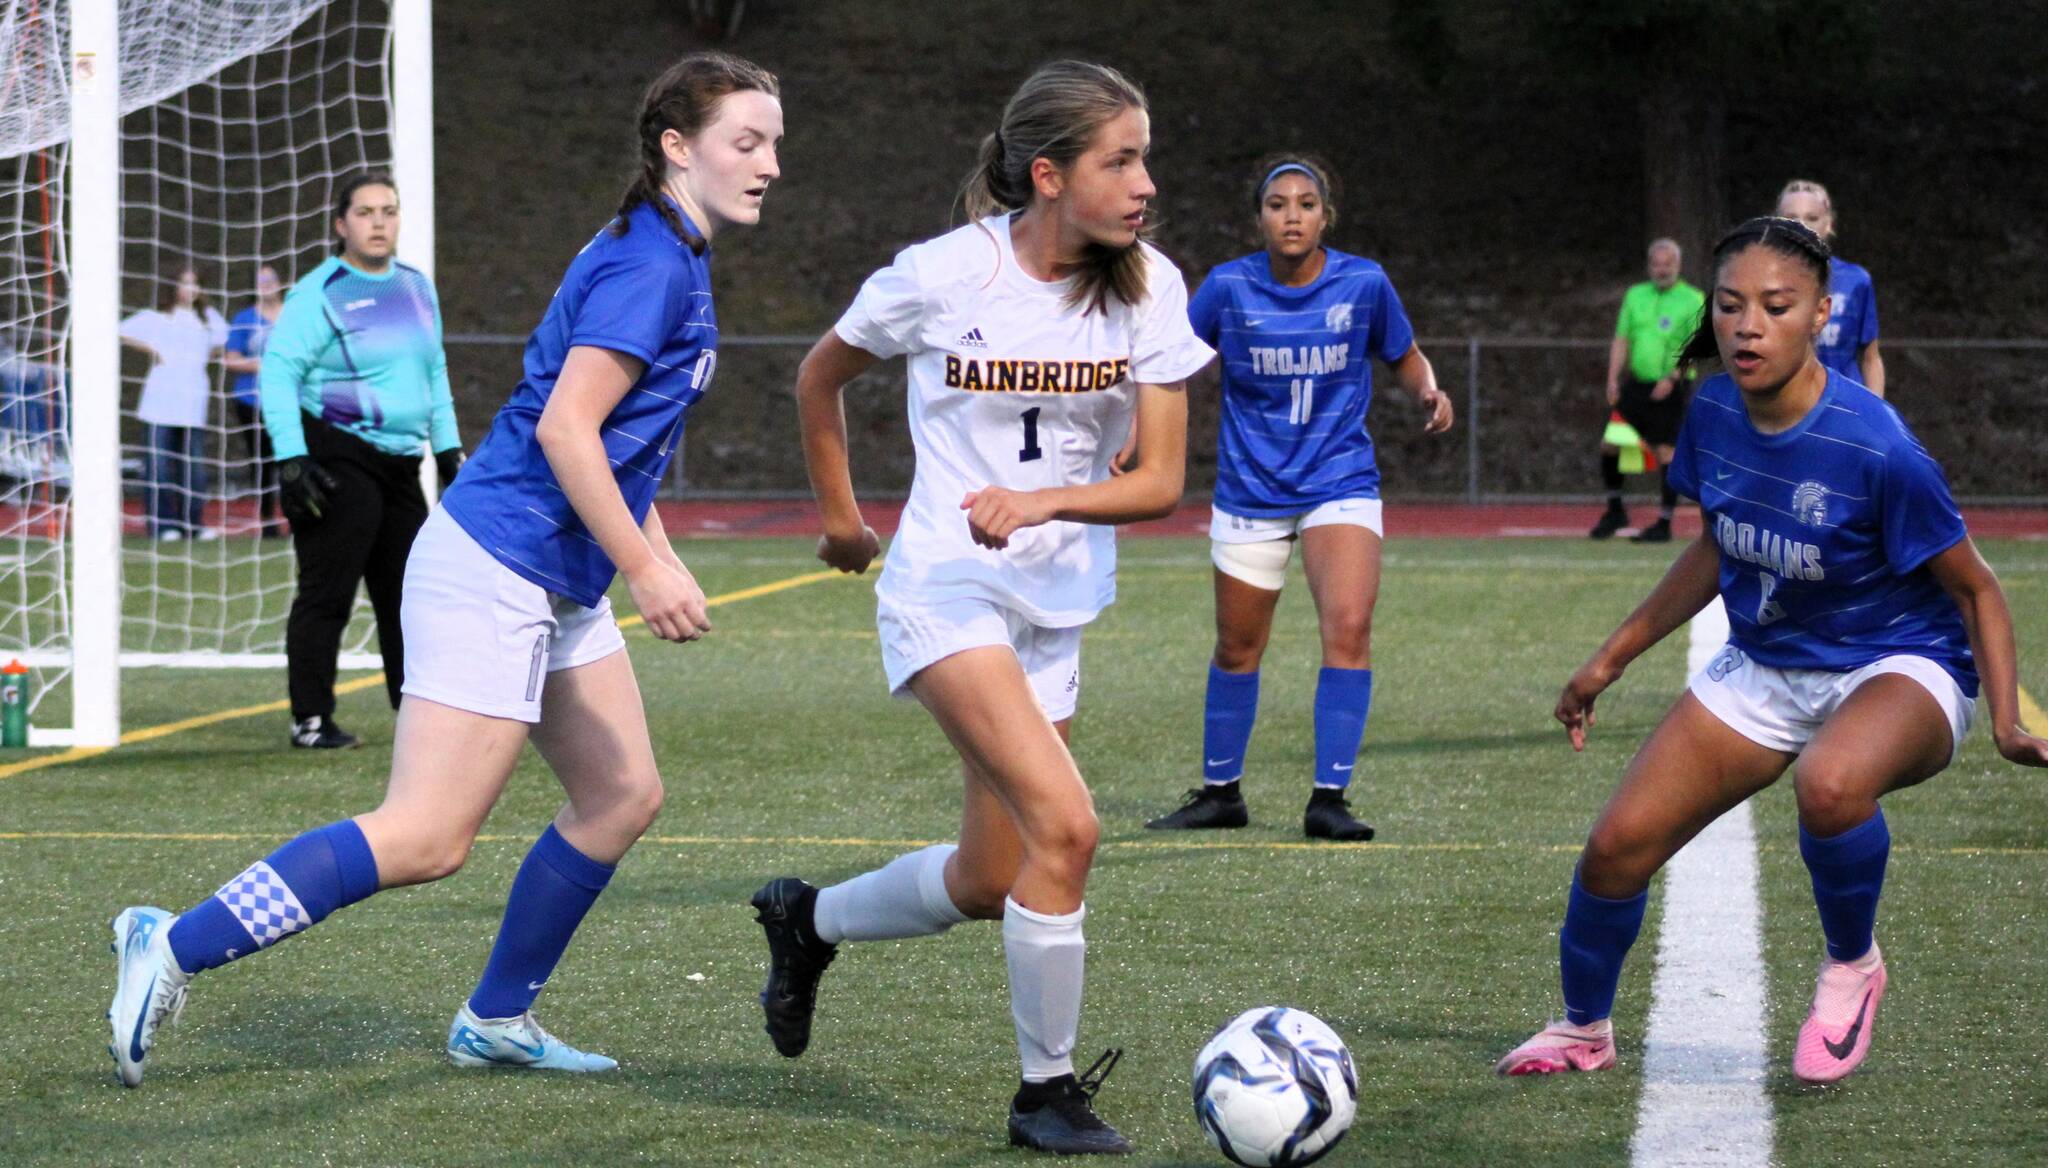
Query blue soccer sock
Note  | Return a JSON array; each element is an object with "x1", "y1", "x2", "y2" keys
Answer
[
  {"x1": 466, "y1": 824, "x2": 615, "y2": 1019},
  {"x1": 1312, "y1": 666, "x2": 1373, "y2": 788},
  {"x1": 1202, "y1": 664, "x2": 1260, "y2": 783},
  {"x1": 1559, "y1": 871, "x2": 1648, "y2": 1027},
  {"x1": 167, "y1": 819, "x2": 380, "y2": 975},
  {"x1": 1799, "y1": 808, "x2": 1890, "y2": 962}
]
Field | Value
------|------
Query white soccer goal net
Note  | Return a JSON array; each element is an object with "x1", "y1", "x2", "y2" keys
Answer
[{"x1": 0, "y1": 0, "x2": 433, "y2": 745}]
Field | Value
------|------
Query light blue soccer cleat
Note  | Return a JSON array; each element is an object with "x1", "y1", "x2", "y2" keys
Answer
[
  {"x1": 447, "y1": 1004, "x2": 617, "y2": 1072},
  {"x1": 106, "y1": 906, "x2": 191, "y2": 1087}
]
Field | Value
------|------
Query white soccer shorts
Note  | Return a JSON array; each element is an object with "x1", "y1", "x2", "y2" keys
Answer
[
  {"x1": 400, "y1": 507, "x2": 627, "y2": 723},
  {"x1": 1688, "y1": 643, "x2": 1976, "y2": 763},
  {"x1": 877, "y1": 593, "x2": 1082, "y2": 722},
  {"x1": 1209, "y1": 498, "x2": 1385, "y2": 591}
]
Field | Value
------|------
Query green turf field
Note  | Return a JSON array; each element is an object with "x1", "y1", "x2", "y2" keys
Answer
[{"x1": 3, "y1": 537, "x2": 2043, "y2": 1166}]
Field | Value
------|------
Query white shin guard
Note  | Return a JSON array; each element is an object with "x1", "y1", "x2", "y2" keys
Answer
[
  {"x1": 1004, "y1": 896, "x2": 1086, "y2": 1082},
  {"x1": 812, "y1": 843, "x2": 968, "y2": 944}
]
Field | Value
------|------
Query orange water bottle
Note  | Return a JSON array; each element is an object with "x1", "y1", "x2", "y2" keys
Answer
[{"x1": 1, "y1": 659, "x2": 28, "y2": 747}]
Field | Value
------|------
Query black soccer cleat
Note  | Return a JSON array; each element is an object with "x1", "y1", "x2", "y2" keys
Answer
[
  {"x1": 290, "y1": 715, "x2": 361, "y2": 750},
  {"x1": 1144, "y1": 785, "x2": 1249, "y2": 831},
  {"x1": 1304, "y1": 789, "x2": 1375, "y2": 841},
  {"x1": 1588, "y1": 502, "x2": 1630, "y2": 540},
  {"x1": 1007, "y1": 1049, "x2": 1133, "y2": 1156},
  {"x1": 1629, "y1": 517, "x2": 1673, "y2": 543},
  {"x1": 751, "y1": 876, "x2": 837, "y2": 1058}
]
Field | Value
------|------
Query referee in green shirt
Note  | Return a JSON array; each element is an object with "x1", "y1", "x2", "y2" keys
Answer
[{"x1": 1590, "y1": 238, "x2": 1704, "y2": 542}]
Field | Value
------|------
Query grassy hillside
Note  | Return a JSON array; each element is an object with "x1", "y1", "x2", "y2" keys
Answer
[{"x1": 429, "y1": 0, "x2": 2048, "y2": 495}]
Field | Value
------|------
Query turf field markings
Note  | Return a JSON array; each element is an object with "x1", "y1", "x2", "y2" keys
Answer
[
  {"x1": 1631, "y1": 597, "x2": 1773, "y2": 1168},
  {"x1": 0, "y1": 569, "x2": 846, "y2": 783}
]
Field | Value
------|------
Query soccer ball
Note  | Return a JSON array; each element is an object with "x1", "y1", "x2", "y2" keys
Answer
[{"x1": 1191, "y1": 1007, "x2": 1357, "y2": 1167}]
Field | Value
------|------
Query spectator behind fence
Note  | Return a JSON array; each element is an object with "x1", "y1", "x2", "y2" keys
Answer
[
  {"x1": 119, "y1": 265, "x2": 228, "y2": 541},
  {"x1": 261, "y1": 171, "x2": 463, "y2": 750},
  {"x1": 1776, "y1": 179, "x2": 1884, "y2": 398},
  {"x1": 222, "y1": 265, "x2": 286, "y2": 537},
  {"x1": 1588, "y1": 238, "x2": 1704, "y2": 544},
  {"x1": 0, "y1": 327, "x2": 66, "y2": 482}
]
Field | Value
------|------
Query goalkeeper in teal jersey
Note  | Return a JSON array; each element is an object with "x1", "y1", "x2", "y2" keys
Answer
[{"x1": 259, "y1": 171, "x2": 463, "y2": 749}]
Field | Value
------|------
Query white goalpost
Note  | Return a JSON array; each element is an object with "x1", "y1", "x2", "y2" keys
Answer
[{"x1": 0, "y1": 0, "x2": 434, "y2": 746}]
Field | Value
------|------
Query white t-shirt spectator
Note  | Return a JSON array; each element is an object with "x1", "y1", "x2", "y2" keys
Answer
[{"x1": 121, "y1": 305, "x2": 228, "y2": 427}]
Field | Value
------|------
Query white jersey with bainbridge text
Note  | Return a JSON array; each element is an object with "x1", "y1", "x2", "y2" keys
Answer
[{"x1": 836, "y1": 216, "x2": 1213, "y2": 626}]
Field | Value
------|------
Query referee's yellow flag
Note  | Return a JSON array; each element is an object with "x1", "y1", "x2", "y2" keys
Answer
[{"x1": 1603, "y1": 412, "x2": 1653, "y2": 473}]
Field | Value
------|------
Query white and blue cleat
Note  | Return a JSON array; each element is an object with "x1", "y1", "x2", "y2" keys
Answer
[
  {"x1": 447, "y1": 1004, "x2": 617, "y2": 1072},
  {"x1": 106, "y1": 906, "x2": 191, "y2": 1088}
]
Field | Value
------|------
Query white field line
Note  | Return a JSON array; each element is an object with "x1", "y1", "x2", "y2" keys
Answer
[{"x1": 1631, "y1": 597, "x2": 1775, "y2": 1167}]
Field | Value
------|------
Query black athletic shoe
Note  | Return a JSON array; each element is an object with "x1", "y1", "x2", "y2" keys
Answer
[
  {"x1": 1303, "y1": 789, "x2": 1375, "y2": 841},
  {"x1": 1588, "y1": 503, "x2": 1630, "y2": 540},
  {"x1": 1630, "y1": 517, "x2": 1673, "y2": 543},
  {"x1": 1144, "y1": 785, "x2": 1249, "y2": 830},
  {"x1": 290, "y1": 715, "x2": 361, "y2": 749},
  {"x1": 1008, "y1": 1049, "x2": 1133, "y2": 1156},
  {"x1": 751, "y1": 877, "x2": 837, "y2": 1058}
]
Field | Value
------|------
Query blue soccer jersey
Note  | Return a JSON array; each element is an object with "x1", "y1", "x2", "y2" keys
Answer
[
  {"x1": 1667, "y1": 370, "x2": 1976, "y2": 693},
  {"x1": 224, "y1": 304, "x2": 273, "y2": 407},
  {"x1": 1188, "y1": 249, "x2": 1416, "y2": 515},
  {"x1": 1815, "y1": 256, "x2": 1879, "y2": 382},
  {"x1": 441, "y1": 198, "x2": 717, "y2": 608}
]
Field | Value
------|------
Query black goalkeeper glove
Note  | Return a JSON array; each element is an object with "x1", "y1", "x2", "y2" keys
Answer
[
  {"x1": 278, "y1": 455, "x2": 340, "y2": 525},
  {"x1": 434, "y1": 447, "x2": 465, "y2": 487}
]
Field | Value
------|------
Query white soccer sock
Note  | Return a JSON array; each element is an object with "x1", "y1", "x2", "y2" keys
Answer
[
  {"x1": 812, "y1": 843, "x2": 968, "y2": 944},
  {"x1": 1004, "y1": 896, "x2": 1085, "y2": 1082}
]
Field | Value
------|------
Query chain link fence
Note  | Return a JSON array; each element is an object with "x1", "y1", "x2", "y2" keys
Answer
[{"x1": 442, "y1": 335, "x2": 2048, "y2": 503}]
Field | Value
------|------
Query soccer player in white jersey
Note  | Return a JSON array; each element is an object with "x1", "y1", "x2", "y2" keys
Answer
[
  {"x1": 104, "y1": 52, "x2": 782, "y2": 1087},
  {"x1": 1142, "y1": 154, "x2": 1454, "y2": 841},
  {"x1": 749, "y1": 61, "x2": 1212, "y2": 1155},
  {"x1": 1497, "y1": 218, "x2": 2047, "y2": 1082}
]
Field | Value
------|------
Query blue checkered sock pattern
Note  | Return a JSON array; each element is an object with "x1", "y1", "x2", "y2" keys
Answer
[
  {"x1": 1559, "y1": 870, "x2": 1648, "y2": 1027},
  {"x1": 466, "y1": 824, "x2": 614, "y2": 1020},
  {"x1": 1799, "y1": 808, "x2": 1889, "y2": 962},
  {"x1": 167, "y1": 819, "x2": 380, "y2": 975},
  {"x1": 1312, "y1": 667, "x2": 1373, "y2": 789},
  {"x1": 1201, "y1": 664, "x2": 1259, "y2": 783}
]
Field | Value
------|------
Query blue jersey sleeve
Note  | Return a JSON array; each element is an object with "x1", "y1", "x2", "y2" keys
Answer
[
  {"x1": 1880, "y1": 433, "x2": 1966, "y2": 574},
  {"x1": 1858, "y1": 281, "x2": 1880, "y2": 347},
  {"x1": 258, "y1": 279, "x2": 337, "y2": 460},
  {"x1": 1665, "y1": 397, "x2": 1702, "y2": 500},
  {"x1": 422, "y1": 279, "x2": 460, "y2": 453},
  {"x1": 568, "y1": 246, "x2": 694, "y2": 367},
  {"x1": 225, "y1": 308, "x2": 256, "y2": 358},
  {"x1": 1186, "y1": 269, "x2": 1224, "y2": 347},
  {"x1": 1370, "y1": 275, "x2": 1416, "y2": 365}
]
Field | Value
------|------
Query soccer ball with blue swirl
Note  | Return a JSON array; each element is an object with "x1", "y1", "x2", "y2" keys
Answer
[{"x1": 1192, "y1": 1007, "x2": 1357, "y2": 1166}]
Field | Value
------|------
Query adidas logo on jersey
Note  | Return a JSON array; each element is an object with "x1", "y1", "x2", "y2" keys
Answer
[{"x1": 957, "y1": 326, "x2": 990, "y2": 349}]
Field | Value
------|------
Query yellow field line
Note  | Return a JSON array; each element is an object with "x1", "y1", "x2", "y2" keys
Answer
[
  {"x1": 0, "y1": 830, "x2": 2038, "y2": 857},
  {"x1": 2019, "y1": 684, "x2": 2048, "y2": 736},
  {"x1": 0, "y1": 569, "x2": 845, "y2": 783}
]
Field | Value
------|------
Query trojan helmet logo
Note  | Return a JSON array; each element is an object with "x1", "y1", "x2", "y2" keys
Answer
[
  {"x1": 1792, "y1": 480, "x2": 1831, "y2": 527},
  {"x1": 1325, "y1": 303, "x2": 1353, "y2": 333}
]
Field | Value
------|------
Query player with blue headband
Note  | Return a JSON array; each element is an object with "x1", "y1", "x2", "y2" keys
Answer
[{"x1": 1144, "y1": 153, "x2": 1454, "y2": 841}]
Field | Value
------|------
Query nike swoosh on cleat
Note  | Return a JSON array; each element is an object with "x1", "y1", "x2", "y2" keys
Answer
[
  {"x1": 1822, "y1": 989, "x2": 1874, "y2": 1060},
  {"x1": 505, "y1": 1037, "x2": 547, "y2": 1059},
  {"x1": 128, "y1": 973, "x2": 156, "y2": 1062}
]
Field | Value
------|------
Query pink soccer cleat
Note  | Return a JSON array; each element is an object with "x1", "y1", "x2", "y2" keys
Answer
[
  {"x1": 1793, "y1": 943, "x2": 1887, "y2": 1083},
  {"x1": 1495, "y1": 1019, "x2": 1616, "y2": 1076}
]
